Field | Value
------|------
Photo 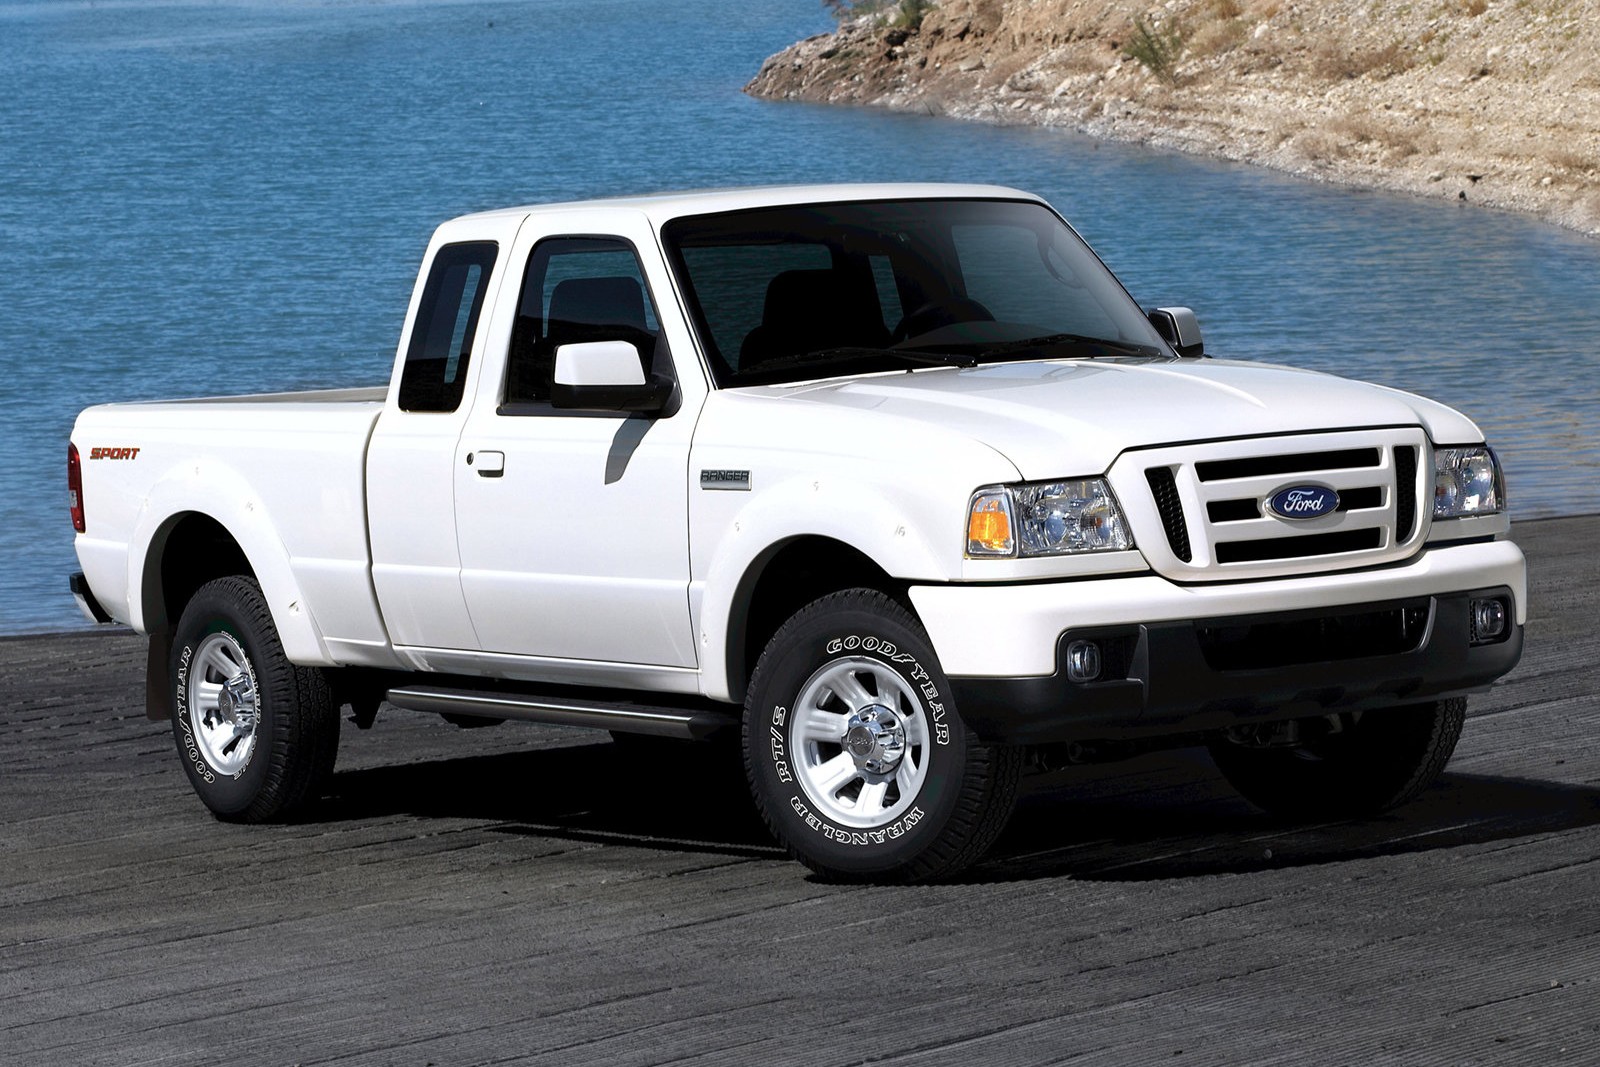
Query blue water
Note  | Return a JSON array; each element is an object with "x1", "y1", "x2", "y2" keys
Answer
[{"x1": 3, "y1": 0, "x2": 1597, "y2": 634}]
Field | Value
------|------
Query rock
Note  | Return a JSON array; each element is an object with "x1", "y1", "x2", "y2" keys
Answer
[{"x1": 743, "y1": 0, "x2": 1600, "y2": 238}]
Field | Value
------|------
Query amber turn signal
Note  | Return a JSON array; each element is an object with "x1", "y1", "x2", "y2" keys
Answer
[{"x1": 966, "y1": 491, "x2": 1015, "y2": 557}]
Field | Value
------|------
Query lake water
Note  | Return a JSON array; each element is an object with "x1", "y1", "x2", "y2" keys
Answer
[{"x1": 3, "y1": 0, "x2": 1597, "y2": 634}]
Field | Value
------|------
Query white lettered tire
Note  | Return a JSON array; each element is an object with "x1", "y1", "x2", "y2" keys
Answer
[
  {"x1": 743, "y1": 589, "x2": 1021, "y2": 882},
  {"x1": 170, "y1": 576, "x2": 339, "y2": 822}
]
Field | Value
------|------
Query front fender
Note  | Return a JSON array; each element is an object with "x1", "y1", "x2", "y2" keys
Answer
[{"x1": 692, "y1": 474, "x2": 951, "y2": 703}]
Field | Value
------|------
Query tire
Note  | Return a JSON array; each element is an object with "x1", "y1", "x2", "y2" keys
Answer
[
  {"x1": 170, "y1": 575, "x2": 339, "y2": 822},
  {"x1": 743, "y1": 589, "x2": 1022, "y2": 882},
  {"x1": 1207, "y1": 698, "x2": 1466, "y2": 820}
]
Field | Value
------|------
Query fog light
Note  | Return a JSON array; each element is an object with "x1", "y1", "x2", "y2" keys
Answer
[
  {"x1": 1470, "y1": 597, "x2": 1508, "y2": 643},
  {"x1": 1065, "y1": 640, "x2": 1102, "y2": 683}
]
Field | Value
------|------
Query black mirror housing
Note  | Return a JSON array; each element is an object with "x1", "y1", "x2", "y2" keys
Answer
[{"x1": 1147, "y1": 306, "x2": 1205, "y2": 357}]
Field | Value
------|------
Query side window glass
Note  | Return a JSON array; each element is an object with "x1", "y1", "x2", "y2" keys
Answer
[
  {"x1": 397, "y1": 241, "x2": 498, "y2": 413},
  {"x1": 505, "y1": 238, "x2": 665, "y2": 407}
]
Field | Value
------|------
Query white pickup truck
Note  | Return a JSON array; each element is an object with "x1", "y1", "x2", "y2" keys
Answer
[{"x1": 70, "y1": 184, "x2": 1526, "y2": 881}]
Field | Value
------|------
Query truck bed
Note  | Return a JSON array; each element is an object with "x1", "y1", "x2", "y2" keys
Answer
[{"x1": 72, "y1": 386, "x2": 389, "y2": 664}]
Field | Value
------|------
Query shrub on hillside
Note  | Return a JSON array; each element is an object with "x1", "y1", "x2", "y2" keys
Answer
[{"x1": 825, "y1": 0, "x2": 934, "y2": 31}]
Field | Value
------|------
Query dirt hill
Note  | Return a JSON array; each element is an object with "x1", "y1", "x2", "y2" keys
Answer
[{"x1": 747, "y1": 0, "x2": 1600, "y2": 236}]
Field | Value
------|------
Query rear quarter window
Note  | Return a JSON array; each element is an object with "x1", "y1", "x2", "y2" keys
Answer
[{"x1": 398, "y1": 241, "x2": 498, "y2": 413}]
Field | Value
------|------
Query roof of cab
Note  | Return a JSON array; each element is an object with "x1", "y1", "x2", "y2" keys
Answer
[{"x1": 449, "y1": 183, "x2": 1046, "y2": 228}]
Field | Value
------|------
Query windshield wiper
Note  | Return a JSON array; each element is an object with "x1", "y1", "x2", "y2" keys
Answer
[
  {"x1": 739, "y1": 346, "x2": 978, "y2": 377},
  {"x1": 975, "y1": 333, "x2": 1163, "y2": 359}
]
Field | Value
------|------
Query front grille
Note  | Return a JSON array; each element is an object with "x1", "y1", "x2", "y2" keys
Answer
[
  {"x1": 1145, "y1": 466, "x2": 1191, "y2": 562},
  {"x1": 1195, "y1": 448, "x2": 1381, "y2": 482},
  {"x1": 1336, "y1": 486, "x2": 1385, "y2": 512},
  {"x1": 1206, "y1": 486, "x2": 1382, "y2": 524},
  {"x1": 1395, "y1": 446, "x2": 1419, "y2": 541},
  {"x1": 1207, "y1": 499, "x2": 1260, "y2": 523},
  {"x1": 1197, "y1": 600, "x2": 1431, "y2": 671},
  {"x1": 1124, "y1": 429, "x2": 1427, "y2": 580},
  {"x1": 1215, "y1": 528, "x2": 1382, "y2": 564}
]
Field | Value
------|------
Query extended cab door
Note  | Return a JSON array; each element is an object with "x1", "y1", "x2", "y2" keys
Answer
[
  {"x1": 452, "y1": 210, "x2": 707, "y2": 671},
  {"x1": 368, "y1": 214, "x2": 522, "y2": 652}
]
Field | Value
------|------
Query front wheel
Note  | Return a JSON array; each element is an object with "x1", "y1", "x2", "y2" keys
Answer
[
  {"x1": 743, "y1": 589, "x2": 1021, "y2": 882},
  {"x1": 1207, "y1": 699, "x2": 1466, "y2": 820},
  {"x1": 170, "y1": 576, "x2": 339, "y2": 822}
]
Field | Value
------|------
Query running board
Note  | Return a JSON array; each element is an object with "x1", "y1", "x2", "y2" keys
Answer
[{"x1": 383, "y1": 684, "x2": 739, "y2": 740}]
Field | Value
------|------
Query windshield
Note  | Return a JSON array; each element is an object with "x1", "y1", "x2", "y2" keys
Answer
[{"x1": 661, "y1": 198, "x2": 1172, "y2": 387}]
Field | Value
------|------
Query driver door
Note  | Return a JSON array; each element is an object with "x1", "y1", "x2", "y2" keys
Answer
[{"x1": 452, "y1": 210, "x2": 706, "y2": 675}]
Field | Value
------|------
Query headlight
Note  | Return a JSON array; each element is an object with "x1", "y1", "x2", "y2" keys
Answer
[
  {"x1": 966, "y1": 478, "x2": 1133, "y2": 558},
  {"x1": 1433, "y1": 446, "x2": 1505, "y2": 519}
]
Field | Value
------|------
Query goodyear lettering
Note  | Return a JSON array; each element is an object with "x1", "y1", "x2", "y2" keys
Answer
[
  {"x1": 929, "y1": 700, "x2": 950, "y2": 745},
  {"x1": 88, "y1": 447, "x2": 141, "y2": 460},
  {"x1": 821, "y1": 633, "x2": 949, "y2": 746},
  {"x1": 173, "y1": 645, "x2": 215, "y2": 784}
]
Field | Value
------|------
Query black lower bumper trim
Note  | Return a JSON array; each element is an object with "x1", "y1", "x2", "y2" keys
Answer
[
  {"x1": 950, "y1": 588, "x2": 1523, "y2": 744},
  {"x1": 70, "y1": 572, "x2": 113, "y2": 624}
]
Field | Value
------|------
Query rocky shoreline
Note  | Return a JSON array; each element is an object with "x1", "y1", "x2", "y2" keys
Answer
[{"x1": 747, "y1": 0, "x2": 1600, "y2": 237}]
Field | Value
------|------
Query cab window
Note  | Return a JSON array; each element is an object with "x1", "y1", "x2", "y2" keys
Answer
[
  {"x1": 504, "y1": 237, "x2": 667, "y2": 408},
  {"x1": 397, "y1": 242, "x2": 497, "y2": 413}
]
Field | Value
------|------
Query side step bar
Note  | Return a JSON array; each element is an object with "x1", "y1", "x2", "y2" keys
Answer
[{"x1": 384, "y1": 684, "x2": 739, "y2": 740}]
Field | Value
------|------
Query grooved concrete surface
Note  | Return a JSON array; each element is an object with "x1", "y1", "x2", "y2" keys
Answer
[{"x1": 4, "y1": 517, "x2": 1598, "y2": 1066}]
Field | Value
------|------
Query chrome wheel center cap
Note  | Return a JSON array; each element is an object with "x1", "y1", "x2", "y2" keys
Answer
[
  {"x1": 843, "y1": 704, "x2": 906, "y2": 774},
  {"x1": 218, "y1": 675, "x2": 254, "y2": 725}
]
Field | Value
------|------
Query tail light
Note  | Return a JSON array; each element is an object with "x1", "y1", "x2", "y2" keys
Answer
[{"x1": 68, "y1": 443, "x2": 85, "y2": 533}]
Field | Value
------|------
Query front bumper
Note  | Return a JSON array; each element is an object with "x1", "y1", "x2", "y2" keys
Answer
[{"x1": 909, "y1": 540, "x2": 1526, "y2": 744}]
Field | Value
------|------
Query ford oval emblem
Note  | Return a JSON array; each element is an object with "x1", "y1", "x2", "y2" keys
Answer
[{"x1": 1266, "y1": 484, "x2": 1340, "y2": 520}]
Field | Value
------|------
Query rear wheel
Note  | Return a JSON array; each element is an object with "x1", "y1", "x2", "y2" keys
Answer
[
  {"x1": 743, "y1": 589, "x2": 1021, "y2": 882},
  {"x1": 1207, "y1": 699, "x2": 1466, "y2": 819},
  {"x1": 170, "y1": 576, "x2": 339, "y2": 822}
]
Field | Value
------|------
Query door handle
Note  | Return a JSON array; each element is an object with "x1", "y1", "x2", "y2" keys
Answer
[{"x1": 468, "y1": 450, "x2": 505, "y2": 478}]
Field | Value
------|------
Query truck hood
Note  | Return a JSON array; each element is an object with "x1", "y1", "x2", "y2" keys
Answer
[{"x1": 776, "y1": 358, "x2": 1483, "y2": 478}]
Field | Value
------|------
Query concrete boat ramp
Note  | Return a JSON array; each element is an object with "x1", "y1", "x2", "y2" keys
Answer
[{"x1": 3, "y1": 517, "x2": 1597, "y2": 1064}]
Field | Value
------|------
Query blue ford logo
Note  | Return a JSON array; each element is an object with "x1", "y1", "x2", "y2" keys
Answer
[{"x1": 1267, "y1": 484, "x2": 1340, "y2": 520}]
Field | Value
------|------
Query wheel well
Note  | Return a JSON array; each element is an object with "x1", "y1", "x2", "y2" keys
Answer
[
  {"x1": 728, "y1": 537, "x2": 906, "y2": 704},
  {"x1": 145, "y1": 512, "x2": 255, "y2": 633}
]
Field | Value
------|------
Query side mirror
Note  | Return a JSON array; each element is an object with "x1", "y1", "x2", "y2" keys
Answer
[
  {"x1": 1146, "y1": 307, "x2": 1205, "y2": 358},
  {"x1": 551, "y1": 341, "x2": 673, "y2": 414}
]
